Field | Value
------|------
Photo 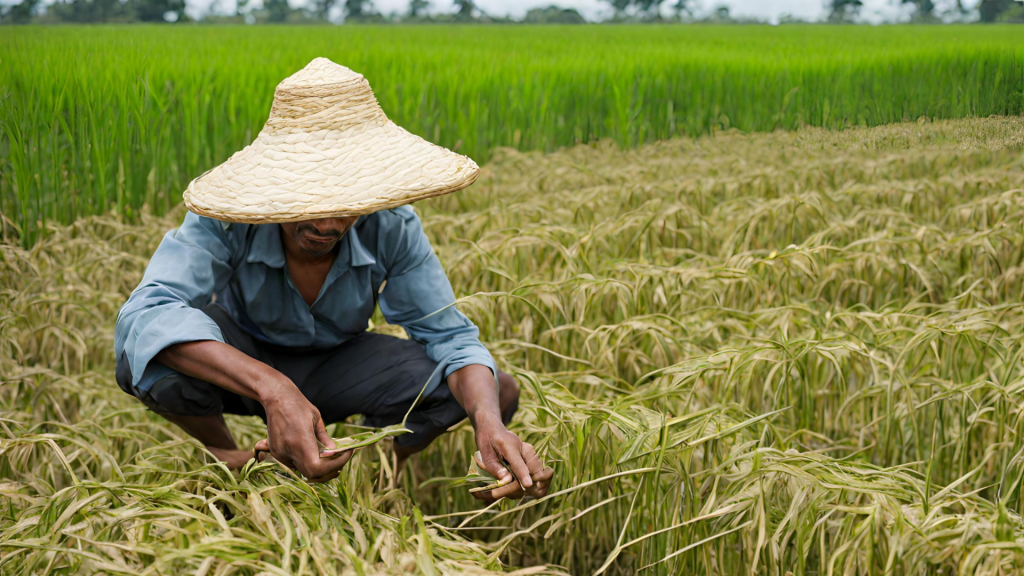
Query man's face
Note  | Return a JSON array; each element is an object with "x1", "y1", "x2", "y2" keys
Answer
[{"x1": 281, "y1": 217, "x2": 358, "y2": 257}]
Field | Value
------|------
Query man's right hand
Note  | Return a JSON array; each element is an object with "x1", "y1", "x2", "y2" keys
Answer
[
  {"x1": 156, "y1": 340, "x2": 354, "y2": 483},
  {"x1": 255, "y1": 382, "x2": 354, "y2": 483}
]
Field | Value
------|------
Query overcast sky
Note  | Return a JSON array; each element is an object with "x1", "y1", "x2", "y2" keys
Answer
[{"x1": 189, "y1": 0, "x2": 981, "y2": 23}]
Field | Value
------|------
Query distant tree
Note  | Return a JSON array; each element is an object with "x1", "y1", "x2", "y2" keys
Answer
[
  {"x1": 634, "y1": 0, "x2": 664, "y2": 18},
  {"x1": 50, "y1": 0, "x2": 134, "y2": 22},
  {"x1": 453, "y1": 0, "x2": 474, "y2": 20},
  {"x1": 2, "y1": 0, "x2": 40, "y2": 22},
  {"x1": 778, "y1": 12, "x2": 808, "y2": 23},
  {"x1": 993, "y1": 1, "x2": 1024, "y2": 21},
  {"x1": 523, "y1": 5, "x2": 586, "y2": 23},
  {"x1": 827, "y1": 0, "x2": 862, "y2": 22},
  {"x1": 311, "y1": 0, "x2": 337, "y2": 20},
  {"x1": 601, "y1": 0, "x2": 665, "y2": 19},
  {"x1": 265, "y1": 0, "x2": 292, "y2": 21},
  {"x1": 344, "y1": 0, "x2": 371, "y2": 18},
  {"x1": 604, "y1": 0, "x2": 630, "y2": 17},
  {"x1": 671, "y1": 0, "x2": 694, "y2": 20},
  {"x1": 901, "y1": 0, "x2": 935, "y2": 20},
  {"x1": 407, "y1": 0, "x2": 428, "y2": 17},
  {"x1": 978, "y1": 0, "x2": 1016, "y2": 21},
  {"x1": 135, "y1": 0, "x2": 185, "y2": 21}
]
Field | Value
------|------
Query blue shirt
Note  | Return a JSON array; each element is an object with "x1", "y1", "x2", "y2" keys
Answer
[{"x1": 115, "y1": 205, "x2": 495, "y2": 395}]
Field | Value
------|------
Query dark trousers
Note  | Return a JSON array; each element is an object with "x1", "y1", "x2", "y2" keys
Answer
[{"x1": 116, "y1": 304, "x2": 470, "y2": 447}]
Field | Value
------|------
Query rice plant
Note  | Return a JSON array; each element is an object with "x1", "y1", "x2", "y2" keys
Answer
[
  {"x1": 2, "y1": 25, "x2": 1023, "y2": 243},
  {"x1": 2, "y1": 116, "x2": 1023, "y2": 574}
]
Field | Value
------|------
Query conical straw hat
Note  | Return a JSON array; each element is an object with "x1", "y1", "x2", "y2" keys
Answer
[{"x1": 183, "y1": 58, "x2": 479, "y2": 224}]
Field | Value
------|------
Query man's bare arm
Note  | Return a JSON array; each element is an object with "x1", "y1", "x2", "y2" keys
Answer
[
  {"x1": 156, "y1": 341, "x2": 353, "y2": 481},
  {"x1": 157, "y1": 340, "x2": 286, "y2": 402},
  {"x1": 448, "y1": 364, "x2": 552, "y2": 500}
]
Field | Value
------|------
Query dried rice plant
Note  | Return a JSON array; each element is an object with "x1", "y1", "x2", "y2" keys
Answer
[{"x1": 2, "y1": 117, "x2": 1024, "y2": 574}]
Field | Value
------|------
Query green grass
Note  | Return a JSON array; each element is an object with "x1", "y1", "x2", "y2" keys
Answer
[
  {"x1": 1, "y1": 117, "x2": 1023, "y2": 574},
  {"x1": 1, "y1": 25, "x2": 1023, "y2": 243}
]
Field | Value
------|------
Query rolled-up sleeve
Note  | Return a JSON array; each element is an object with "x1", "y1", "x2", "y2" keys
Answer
[
  {"x1": 114, "y1": 213, "x2": 237, "y2": 392},
  {"x1": 377, "y1": 207, "x2": 497, "y2": 393}
]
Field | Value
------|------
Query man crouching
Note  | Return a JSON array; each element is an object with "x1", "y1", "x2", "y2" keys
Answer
[{"x1": 113, "y1": 57, "x2": 552, "y2": 502}]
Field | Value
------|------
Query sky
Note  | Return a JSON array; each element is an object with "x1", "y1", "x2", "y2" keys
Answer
[{"x1": 188, "y1": 0, "x2": 980, "y2": 23}]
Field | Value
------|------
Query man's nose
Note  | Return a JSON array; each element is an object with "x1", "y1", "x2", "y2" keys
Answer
[
  {"x1": 323, "y1": 217, "x2": 355, "y2": 231},
  {"x1": 311, "y1": 218, "x2": 348, "y2": 233}
]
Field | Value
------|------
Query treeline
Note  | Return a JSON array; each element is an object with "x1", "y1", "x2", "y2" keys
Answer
[
  {"x1": 4, "y1": 0, "x2": 580, "y2": 23},
  {"x1": 2, "y1": 0, "x2": 1023, "y2": 24},
  {"x1": 826, "y1": 0, "x2": 1022, "y2": 23}
]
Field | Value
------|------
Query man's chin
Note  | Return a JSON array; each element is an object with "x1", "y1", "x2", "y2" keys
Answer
[{"x1": 298, "y1": 239, "x2": 339, "y2": 256}]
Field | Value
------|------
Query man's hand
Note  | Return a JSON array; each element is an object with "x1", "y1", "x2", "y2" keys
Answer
[
  {"x1": 157, "y1": 341, "x2": 354, "y2": 483},
  {"x1": 448, "y1": 364, "x2": 554, "y2": 503},
  {"x1": 472, "y1": 413, "x2": 554, "y2": 502},
  {"x1": 255, "y1": 382, "x2": 354, "y2": 483}
]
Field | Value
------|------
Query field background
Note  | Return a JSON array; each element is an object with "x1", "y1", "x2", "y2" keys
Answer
[
  {"x1": 2, "y1": 25, "x2": 1023, "y2": 243},
  {"x1": 3, "y1": 24, "x2": 1024, "y2": 576}
]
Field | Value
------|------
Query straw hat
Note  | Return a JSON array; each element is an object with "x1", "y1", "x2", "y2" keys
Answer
[{"x1": 183, "y1": 58, "x2": 479, "y2": 224}]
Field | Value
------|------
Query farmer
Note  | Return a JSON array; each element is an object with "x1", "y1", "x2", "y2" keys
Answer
[{"x1": 114, "y1": 58, "x2": 552, "y2": 501}]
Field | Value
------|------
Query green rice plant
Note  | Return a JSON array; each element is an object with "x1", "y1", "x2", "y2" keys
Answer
[
  {"x1": 2, "y1": 117, "x2": 1024, "y2": 574},
  {"x1": 1, "y1": 25, "x2": 1023, "y2": 243}
]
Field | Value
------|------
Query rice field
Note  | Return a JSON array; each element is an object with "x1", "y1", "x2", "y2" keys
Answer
[
  {"x1": 2, "y1": 25, "x2": 1024, "y2": 243},
  {"x1": 2, "y1": 116, "x2": 1023, "y2": 574}
]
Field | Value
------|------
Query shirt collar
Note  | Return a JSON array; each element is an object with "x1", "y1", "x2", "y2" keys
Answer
[
  {"x1": 247, "y1": 224, "x2": 286, "y2": 268},
  {"x1": 246, "y1": 223, "x2": 376, "y2": 269},
  {"x1": 347, "y1": 224, "x2": 376, "y2": 267}
]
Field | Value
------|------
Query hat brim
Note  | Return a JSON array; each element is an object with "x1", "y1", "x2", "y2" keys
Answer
[{"x1": 183, "y1": 119, "x2": 479, "y2": 224}]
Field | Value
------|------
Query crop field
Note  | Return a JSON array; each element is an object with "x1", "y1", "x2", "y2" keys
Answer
[
  {"x1": 2, "y1": 115, "x2": 1023, "y2": 574},
  {"x1": 2, "y1": 25, "x2": 1024, "y2": 243}
]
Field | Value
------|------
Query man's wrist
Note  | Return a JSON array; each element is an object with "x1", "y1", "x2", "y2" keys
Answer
[
  {"x1": 253, "y1": 368, "x2": 299, "y2": 406},
  {"x1": 449, "y1": 363, "x2": 504, "y2": 432},
  {"x1": 470, "y1": 409, "x2": 505, "y2": 432}
]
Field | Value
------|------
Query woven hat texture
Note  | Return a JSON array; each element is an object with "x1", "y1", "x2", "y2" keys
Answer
[{"x1": 183, "y1": 58, "x2": 479, "y2": 223}]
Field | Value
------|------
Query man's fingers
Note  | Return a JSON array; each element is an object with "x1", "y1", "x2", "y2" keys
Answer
[
  {"x1": 527, "y1": 466, "x2": 554, "y2": 497},
  {"x1": 254, "y1": 439, "x2": 278, "y2": 464},
  {"x1": 273, "y1": 453, "x2": 297, "y2": 469},
  {"x1": 488, "y1": 481, "x2": 526, "y2": 501},
  {"x1": 498, "y1": 439, "x2": 533, "y2": 489},
  {"x1": 472, "y1": 444, "x2": 550, "y2": 503},
  {"x1": 259, "y1": 438, "x2": 296, "y2": 468},
  {"x1": 521, "y1": 442, "x2": 544, "y2": 476},
  {"x1": 262, "y1": 442, "x2": 298, "y2": 471},
  {"x1": 290, "y1": 413, "x2": 338, "y2": 478},
  {"x1": 532, "y1": 466, "x2": 554, "y2": 483},
  {"x1": 266, "y1": 416, "x2": 352, "y2": 480},
  {"x1": 334, "y1": 448, "x2": 355, "y2": 466},
  {"x1": 303, "y1": 448, "x2": 356, "y2": 479},
  {"x1": 480, "y1": 448, "x2": 514, "y2": 485},
  {"x1": 314, "y1": 415, "x2": 336, "y2": 452}
]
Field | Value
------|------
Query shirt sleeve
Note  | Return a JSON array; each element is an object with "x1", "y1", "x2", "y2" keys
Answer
[
  {"x1": 114, "y1": 212, "x2": 238, "y2": 392},
  {"x1": 376, "y1": 207, "x2": 497, "y2": 394}
]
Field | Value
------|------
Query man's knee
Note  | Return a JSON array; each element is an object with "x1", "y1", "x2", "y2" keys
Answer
[
  {"x1": 497, "y1": 371, "x2": 520, "y2": 425},
  {"x1": 498, "y1": 371, "x2": 520, "y2": 404}
]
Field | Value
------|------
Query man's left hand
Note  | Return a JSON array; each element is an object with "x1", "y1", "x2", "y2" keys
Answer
[{"x1": 472, "y1": 415, "x2": 554, "y2": 502}]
